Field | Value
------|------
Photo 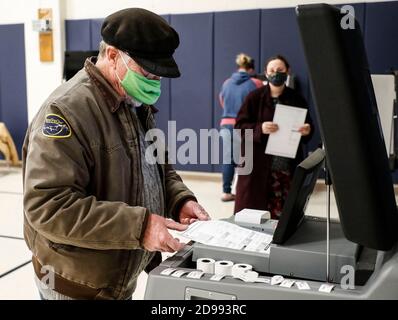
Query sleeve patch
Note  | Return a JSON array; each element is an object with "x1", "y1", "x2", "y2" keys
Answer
[{"x1": 42, "y1": 114, "x2": 72, "y2": 138}]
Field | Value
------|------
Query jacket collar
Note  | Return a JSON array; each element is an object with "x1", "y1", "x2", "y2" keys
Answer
[{"x1": 84, "y1": 57, "x2": 128, "y2": 113}]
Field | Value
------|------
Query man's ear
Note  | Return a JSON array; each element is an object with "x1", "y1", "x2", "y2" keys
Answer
[{"x1": 106, "y1": 46, "x2": 118, "y2": 69}]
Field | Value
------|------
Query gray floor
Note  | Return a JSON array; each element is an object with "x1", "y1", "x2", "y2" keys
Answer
[{"x1": 0, "y1": 166, "x2": 342, "y2": 300}]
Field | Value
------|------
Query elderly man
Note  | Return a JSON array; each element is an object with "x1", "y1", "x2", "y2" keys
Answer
[{"x1": 22, "y1": 8, "x2": 209, "y2": 300}]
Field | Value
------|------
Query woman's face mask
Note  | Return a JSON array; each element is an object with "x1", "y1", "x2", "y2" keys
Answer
[
  {"x1": 116, "y1": 52, "x2": 161, "y2": 105},
  {"x1": 266, "y1": 71, "x2": 288, "y2": 87}
]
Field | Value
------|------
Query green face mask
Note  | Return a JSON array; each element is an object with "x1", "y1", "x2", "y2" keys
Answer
[{"x1": 117, "y1": 52, "x2": 161, "y2": 105}]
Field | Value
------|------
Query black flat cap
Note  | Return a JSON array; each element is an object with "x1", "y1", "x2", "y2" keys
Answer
[{"x1": 101, "y1": 8, "x2": 180, "y2": 78}]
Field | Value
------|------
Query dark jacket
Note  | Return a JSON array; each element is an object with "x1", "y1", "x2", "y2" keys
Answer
[
  {"x1": 22, "y1": 57, "x2": 196, "y2": 299},
  {"x1": 234, "y1": 85, "x2": 314, "y2": 213}
]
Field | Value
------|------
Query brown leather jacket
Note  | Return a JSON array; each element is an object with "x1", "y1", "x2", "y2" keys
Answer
[{"x1": 22, "y1": 58, "x2": 195, "y2": 299}]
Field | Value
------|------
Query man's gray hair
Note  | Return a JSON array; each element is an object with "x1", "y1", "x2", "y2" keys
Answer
[
  {"x1": 98, "y1": 41, "x2": 128, "y2": 60},
  {"x1": 98, "y1": 40, "x2": 108, "y2": 58}
]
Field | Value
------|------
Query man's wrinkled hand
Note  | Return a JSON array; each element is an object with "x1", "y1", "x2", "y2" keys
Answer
[
  {"x1": 142, "y1": 214, "x2": 187, "y2": 253},
  {"x1": 179, "y1": 200, "x2": 210, "y2": 225}
]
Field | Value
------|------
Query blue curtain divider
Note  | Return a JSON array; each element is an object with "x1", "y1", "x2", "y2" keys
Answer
[
  {"x1": 170, "y1": 12, "x2": 214, "y2": 172},
  {"x1": 0, "y1": 24, "x2": 28, "y2": 158},
  {"x1": 65, "y1": 19, "x2": 92, "y2": 51},
  {"x1": 90, "y1": 19, "x2": 104, "y2": 51},
  {"x1": 155, "y1": 15, "x2": 172, "y2": 141},
  {"x1": 213, "y1": 10, "x2": 261, "y2": 172}
]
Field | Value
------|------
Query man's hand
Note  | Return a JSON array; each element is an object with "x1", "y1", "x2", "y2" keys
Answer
[
  {"x1": 179, "y1": 200, "x2": 210, "y2": 225},
  {"x1": 142, "y1": 214, "x2": 187, "y2": 253}
]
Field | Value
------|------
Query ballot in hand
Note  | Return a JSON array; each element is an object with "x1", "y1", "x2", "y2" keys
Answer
[{"x1": 265, "y1": 103, "x2": 308, "y2": 159}]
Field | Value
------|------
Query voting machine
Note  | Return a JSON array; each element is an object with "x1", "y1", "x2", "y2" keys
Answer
[{"x1": 144, "y1": 4, "x2": 398, "y2": 300}]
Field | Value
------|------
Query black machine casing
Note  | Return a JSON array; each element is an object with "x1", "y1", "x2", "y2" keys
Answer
[{"x1": 297, "y1": 4, "x2": 398, "y2": 250}]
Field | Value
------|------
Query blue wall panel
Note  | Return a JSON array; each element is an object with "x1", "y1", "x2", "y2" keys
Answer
[
  {"x1": 0, "y1": 24, "x2": 28, "y2": 157},
  {"x1": 65, "y1": 19, "x2": 91, "y2": 51},
  {"x1": 154, "y1": 77, "x2": 171, "y2": 137},
  {"x1": 153, "y1": 15, "x2": 171, "y2": 139},
  {"x1": 170, "y1": 13, "x2": 214, "y2": 172},
  {"x1": 213, "y1": 10, "x2": 261, "y2": 123},
  {"x1": 213, "y1": 10, "x2": 261, "y2": 173},
  {"x1": 90, "y1": 19, "x2": 104, "y2": 50},
  {"x1": 365, "y1": 1, "x2": 398, "y2": 73}
]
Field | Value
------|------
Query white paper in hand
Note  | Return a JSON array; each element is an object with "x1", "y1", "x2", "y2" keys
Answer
[
  {"x1": 265, "y1": 104, "x2": 307, "y2": 158},
  {"x1": 178, "y1": 220, "x2": 273, "y2": 255}
]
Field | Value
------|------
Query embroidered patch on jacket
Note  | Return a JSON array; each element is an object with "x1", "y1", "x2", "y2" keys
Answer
[{"x1": 42, "y1": 114, "x2": 72, "y2": 138}]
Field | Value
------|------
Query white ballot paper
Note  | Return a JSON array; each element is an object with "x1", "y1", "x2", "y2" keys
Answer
[
  {"x1": 178, "y1": 220, "x2": 273, "y2": 255},
  {"x1": 265, "y1": 103, "x2": 307, "y2": 158}
]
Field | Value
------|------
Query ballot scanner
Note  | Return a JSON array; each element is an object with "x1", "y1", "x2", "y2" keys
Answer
[
  {"x1": 144, "y1": 4, "x2": 398, "y2": 300},
  {"x1": 145, "y1": 149, "x2": 398, "y2": 299},
  {"x1": 144, "y1": 225, "x2": 398, "y2": 300}
]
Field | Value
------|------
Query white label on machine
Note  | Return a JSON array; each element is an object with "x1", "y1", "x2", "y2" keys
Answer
[
  {"x1": 280, "y1": 279, "x2": 295, "y2": 288},
  {"x1": 319, "y1": 283, "x2": 335, "y2": 293},
  {"x1": 295, "y1": 281, "x2": 311, "y2": 290},
  {"x1": 254, "y1": 277, "x2": 271, "y2": 284},
  {"x1": 210, "y1": 274, "x2": 225, "y2": 281},
  {"x1": 237, "y1": 271, "x2": 259, "y2": 283},
  {"x1": 271, "y1": 275, "x2": 285, "y2": 286},
  {"x1": 160, "y1": 268, "x2": 177, "y2": 276},
  {"x1": 171, "y1": 270, "x2": 189, "y2": 278},
  {"x1": 186, "y1": 271, "x2": 204, "y2": 279}
]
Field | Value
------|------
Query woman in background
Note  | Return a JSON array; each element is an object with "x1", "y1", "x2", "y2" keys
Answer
[
  {"x1": 234, "y1": 55, "x2": 313, "y2": 218},
  {"x1": 219, "y1": 53, "x2": 263, "y2": 202}
]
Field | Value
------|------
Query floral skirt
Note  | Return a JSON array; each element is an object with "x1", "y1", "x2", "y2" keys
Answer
[{"x1": 266, "y1": 170, "x2": 291, "y2": 219}]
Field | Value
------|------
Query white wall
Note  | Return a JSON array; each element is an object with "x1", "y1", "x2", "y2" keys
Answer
[
  {"x1": 0, "y1": 0, "x2": 65, "y2": 122},
  {"x1": 23, "y1": 0, "x2": 65, "y2": 122},
  {"x1": 0, "y1": 0, "x2": 396, "y2": 122},
  {"x1": 65, "y1": 0, "x2": 396, "y2": 18},
  {"x1": 0, "y1": 0, "x2": 28, "y2": 24}
]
